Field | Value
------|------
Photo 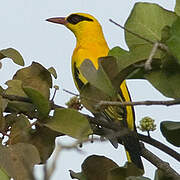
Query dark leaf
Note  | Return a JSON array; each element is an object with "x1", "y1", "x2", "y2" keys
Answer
[
  {"x1": 160, "y1": 121, "x2": 180, "y2": 147},
  {"x1": 82, "y1": 155, "x2": 118, "y2": 180},
  {"x1": 80, "y1": 83, "x2": 110, "y2": 113},
  {"x1": 5, "y1": 80, "x2": 35, "y2": 114},
  {"x1": 0, "y1": 143, "x2": 40, "y2": 180},
  {"x1": 29, "y1": 126, "x2": 62, "y2": 163},
  {"x1": 108, "y1": 162, "x2": 144, "y2": 180},
  {"x1": 13, "y1": 62, "x2": 52, "y2": 99},
  {"x1": 9, "y1": 114, "x2": 31, "y2": 144},
  {"x1": 69, "y1": 170, "x2": 86, "y2": 180}
]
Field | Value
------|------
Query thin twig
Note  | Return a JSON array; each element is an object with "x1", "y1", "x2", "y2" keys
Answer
[
  {"x1": 96, "y1": 99, "x2": 180, "y2": 109},
  {"x1": 145, "y1": 42, "x2": 159, "y2": 71},
  {"x1": 109, "y1": 19, "x2": 154, "y2": 45},
  {"x1": 46, "y1": 138, "x2": 101, "y2": 179},
  {"x1": 51, "y1": 89, "x2": 57, "y2": 101},
  {"x1": 63, "y1": 89, "x2": 79, "y2": 96},
  {"x1": 3, "y1": 92, "x2": 180, "y2": 110}
]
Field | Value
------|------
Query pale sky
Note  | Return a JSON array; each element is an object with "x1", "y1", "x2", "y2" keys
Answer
[{"x1": 0, "y1": 0, "x2": 179, "y2": 179}]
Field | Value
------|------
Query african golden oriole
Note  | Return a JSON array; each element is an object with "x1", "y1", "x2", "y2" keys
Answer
[{"x1": 47, "y1": 13, "x2": 143, "y2": 170}]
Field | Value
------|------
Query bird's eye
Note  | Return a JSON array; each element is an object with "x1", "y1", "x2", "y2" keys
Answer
[{"x1": 67, "y1": 14, "x2": 93, "y2": 25}]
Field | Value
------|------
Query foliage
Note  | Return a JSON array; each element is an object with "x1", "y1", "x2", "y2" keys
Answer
[{"x1": 0, "y1": 1, "x2": 180, "y2": 180}]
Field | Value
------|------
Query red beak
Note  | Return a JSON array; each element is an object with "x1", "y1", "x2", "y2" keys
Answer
[{"x1": 46, "y1": 17, "x2": 67, "y2": 25}]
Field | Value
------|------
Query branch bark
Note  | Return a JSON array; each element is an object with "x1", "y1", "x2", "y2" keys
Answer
[
  {"x1": 1, "y1": 93, "x2": 180, "y2": 177},
  {"x1": 141, "y1": 144, "x2": 180, "y2": 180}
]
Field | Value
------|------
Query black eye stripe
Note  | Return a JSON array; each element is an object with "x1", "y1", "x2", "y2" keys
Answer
[{"x1": 67, "y1": 14, "x2": 93, "y2": 25}]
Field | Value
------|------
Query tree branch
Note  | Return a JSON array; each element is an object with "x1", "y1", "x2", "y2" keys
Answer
[
  {"x1": 138, "y1": 134, "x2": 180, "y2": 162},
  {"x1": 1, "y1": 93, "x2": 32, "y2": 103},
  {"x1": 88, "y1": 115, "x2": 180, "y2": 162},
  {"x1": 141, "y1": 144, "x2": 180, "y2": 180},
  {"x1": 96, "y1": 98, "x2": 180, "y2": 108},
  {"x1": 1, "y1": 93, "x2": 180, "y2": 167}
]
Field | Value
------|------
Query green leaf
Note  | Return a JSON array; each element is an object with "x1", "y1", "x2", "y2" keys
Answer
[
  {"x1": 80, "y1": 83, "x2": 110, "y2": 113},
  {"x1": 160, "y1": 121, "x2": 180, "y2": 147},
  {"x1": 0, "y1": 48, "x2": 24, "y2": 66},
  {"x1": 0, "y1": 167, "x2": 10, "y2": 180},
  {"x1": 161, "y1": 26, "x2": 171, "y2": 43},
  {"x1": 125, "y1": 2, "x2": 177, "y2": 50},
  {"x1": 154, "y1": 169, "x2": 174, "y2": 180},
  {"x1": 166, "y1": 17, "x2": 180, "y2": 64},
  {"x1": 175, "y1": 0, "x2": 180, "y2": 16},
  {"x1": 145, "y1": 69, "x2": 180, "y2": 98},
  {"x1": 13, "y1": 62, "x2": 52, "y2": 99},
  {"x1": 23, "y1": 87, "x2": 50, "y2": 119},
  {"x1": 0, "y1": 143, "x2": 40, "y2": 180},
  {"x1": 108, "y1": 46, "x2": 161, "y2": 81},
  {"x1": 80, "y1": 59, "x2": 116, "y2": 97},
  {"x1": 82, "y1": 155, "x2": 118, "y2": 180},
  {"x1": 45, "y1": 108, "x2": 92, "y2": 139},
  {"x1": 99, "y1": 56, "x2": 124, "y2": 91},
  {"x1": 48, "y1": 67, "x2": 57, "y2": 79},
  {"x1": 29, "y1": 126, "x2": 62, "y2": 163}
]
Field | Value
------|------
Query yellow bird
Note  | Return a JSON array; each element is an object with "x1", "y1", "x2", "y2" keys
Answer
[{"x1": 47, "y1": 13, "x2": 143, "y2": 170}]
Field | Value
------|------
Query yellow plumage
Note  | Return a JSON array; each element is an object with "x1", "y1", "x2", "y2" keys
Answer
[{"x1": 47, "y1": 13, "x2": 143, "y2": 170}]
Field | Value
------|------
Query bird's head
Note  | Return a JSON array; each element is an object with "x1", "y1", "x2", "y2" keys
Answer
[{"x1": 46, "y1": 13, "x2": 102, "y2": 38}]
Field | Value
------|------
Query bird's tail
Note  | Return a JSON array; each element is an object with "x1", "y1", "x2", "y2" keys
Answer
[
  {"x1": 119, "y1": 81, "x2": 144, "y2": 170},
  {"x1": 104, "y1": 80, "x2": 144, "y2": 170},
  {"x1": 121, "y1": 132, "x2": 144, "y2": 170}
]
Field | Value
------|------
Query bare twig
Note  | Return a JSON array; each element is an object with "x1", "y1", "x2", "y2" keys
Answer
[
  {"x1": 63, "y1": 89, "x2": 79, "y2": 96},
  {"x1": 141, "y1": 144, "x2": 180, "y2": 180},
  {"x1": 46, "y1": 138, "x2": 101, "y2": 179},
  {"x1": 96, "y1": 98, "x2": 180, "y2": 108},
  {"x1": 158, "y1": 42, "x2": 169, "y2": 52},
  {"x1": 145, "y1": 42, "x2": 159, "y2": 70},
  {"x1": 51, "y1": 89, "x2": 57, "y2": 101}
]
